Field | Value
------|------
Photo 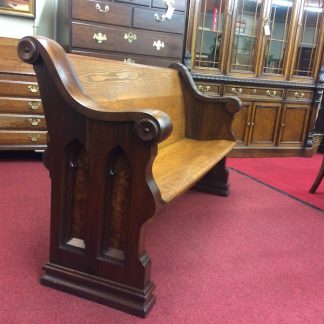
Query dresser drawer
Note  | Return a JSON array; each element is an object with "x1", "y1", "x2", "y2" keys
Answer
[
  {"x1": 133, "y1": 8, "x2": 185, "y2": 34},
  {"x1": 286, "y1": 89, "x2": 313, "y2": 101},
  {"x1": 152, "y1": 0, "x2": 187, "y2": 11},
  {"x1": 115, "y1": 0, "x2": 151, "y2": 6},
  {"x1": 196, "y1": 82, "x2": 221, "y2": 95},
  {"x1": 72, "y1": 50, "x2": 179, "y2": 67},
  {"x1": 0, "y1": 81, "x2": 39, "y2": 98},
  {"x1": 0, "y1": 114, "x2": 46, "y2": 130},
  {"x1": 224, "y1": 85, "x2": 284, "y2": 99},
  {"x1": 72, "y1": 22, "x2": 183, "y2": 58},
  {"x1": 72, "y1": 0, "x2": 132, "y2": 27},
  {"x1": 0, "y1": 130, "x2": 47, "y2": 145},
  {"x1": 0, "y1": 97, "x2": 43, "y2": 114}
]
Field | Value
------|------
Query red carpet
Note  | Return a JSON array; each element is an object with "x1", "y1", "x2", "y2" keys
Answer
[
  {"x1": 1, "y1": 159, "x2": 324, "y2": 323},
  {"x1": 228, "y1": 154, "x2": 324, "y2": 211}
]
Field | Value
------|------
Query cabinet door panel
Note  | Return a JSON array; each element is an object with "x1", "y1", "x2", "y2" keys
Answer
[
  {"x1": 231, "y1": 101, "x2": 252, "y2": 146},
  {"x1": 278, "y1": 104, "x2": 309, "y2": 146},
  {"x1": 193, "y1": 0, "x2": 227, "y2": 70},
  {"x1": 292, "y1": 0, "x2": 324, "y2": 78},
  {"x1": 249, "y1": 102, "x2": 281, "y2": 146},
  {"x1": 262, "y1": 0, "x2": 297, "y2": 76},
  {"x1": 229, "y1": 0, "x2": 263, "y2": 73}
]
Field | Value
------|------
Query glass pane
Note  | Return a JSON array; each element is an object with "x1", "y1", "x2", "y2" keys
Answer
[
  {"x1": 194, "y1": 0, "x2": 225, "y2": 69},
  {"x1": 263, "y1": 0, "x2": 294, "y2": 74},
  {"x1": 294, "y1": 0, "x2": 323, "y2": 77},
  {"x1": 231, "y1": 0, "x2": 262, "y2": 72}
]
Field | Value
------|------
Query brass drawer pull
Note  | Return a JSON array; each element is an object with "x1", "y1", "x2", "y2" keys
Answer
[
  {"x1": 198, "y1": 85, "x2": 211, "y2": 92},
  {"x1": 95, "y1": 3, "x2": 109, "y2": 13},
  {"x1": 231, "y1": 87, "x2": 243, "y2": 94},
  {"x1": 93, "y1": 33, "x2": 107, "y2": 43},
  {"x1": 28, "y1": 134, "x2": 40, "y2": 142},
  {"x1": 124, "y1": 58, "x2": 135, "y2": 63},
  {"x1": 28, "y1": 118, "x2": 41, "y2": 126},
  {"x1": 28, "y1": 85, "x2": 39, "y2": 94},
  {"x1": 294, "y1": 92, "x2": 305, "y2": 99},
  {"x1": 28, "y1": 101, "x2": 41, "y2": 111},
  {"x1": 153, "y1": 40, "x2": 165, "y2": 50},
  {"x1": 124, "y1": 32, "x2": 137, "y2": 43},
  {"x1": 266, "y1": 90, "x2": 277, "y2": 97}
]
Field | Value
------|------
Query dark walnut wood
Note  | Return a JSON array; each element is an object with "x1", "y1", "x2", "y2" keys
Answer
[
  {"x1": 18, "y1": 36, "x2": 240, "y2": 317},
  {"x1": 57, "y1": 0, "x2": 189, "y2": 67}
]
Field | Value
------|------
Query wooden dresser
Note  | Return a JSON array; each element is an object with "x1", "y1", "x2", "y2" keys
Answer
[
  {"x1": 0, "y1": 37, "x2": 47, "y2": 151},
  {"x1": 57, "y1": 0, "x2": 188, "y2": 67}
]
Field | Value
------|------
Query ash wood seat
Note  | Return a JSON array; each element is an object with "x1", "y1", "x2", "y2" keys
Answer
[{"x1": 18, "y1": 36, "x2": 240, "y2": 318}]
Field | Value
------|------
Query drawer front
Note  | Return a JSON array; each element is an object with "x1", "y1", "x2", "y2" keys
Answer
[
  {"x1": 286, "y1": 89, "x2": 313, "y2": 101},
  {"x1": 196, "y1": 83, "x2": 221, "y2": 95},
  {"x1": 72, "y1": 22, "x2": 183, "y2": 58},
  {"x1": 72, "y1": 0, "x2": 132, "y2": 27},
  {"x1": 0, "y1": 81, "x2": 40, "y2": 98},
  {"x1": 133, "y1": 8, "x2": 185, "y2": 34},
  {"x1": 0, "y1": 114, "x2": 46, "y2": 130},
  {"x1": 152, "y1": 0, "x2": 187, "y2": 11},
  {"x1": 224, "y1": 85, "x2": 284, "y2": 99},
  {"x1": 72, "y1": 50, "x2": 179, "y2": 67},
  {"x1": 0, "y1": 130, "x2": 47, "y2": 145},
  {"x1": 0, "y1": 98, "x2": 43, "y2": 114},
  {"x1": 115, "y1": 0, "x2": 151, "y2": 6}
]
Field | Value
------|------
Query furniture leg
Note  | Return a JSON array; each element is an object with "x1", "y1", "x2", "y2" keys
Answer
[
  {"x1": 194, "y1": 157, "x2": 230, "y2": 196},
  {"x1": 310, "y1": 153, "x2": 324, "y2": 193}
]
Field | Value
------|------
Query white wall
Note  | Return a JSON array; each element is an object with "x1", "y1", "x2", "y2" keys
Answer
[{"x1": 0, "y1": 0, "x2": 57, "y2": 40}]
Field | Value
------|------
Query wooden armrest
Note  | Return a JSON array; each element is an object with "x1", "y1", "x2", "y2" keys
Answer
[
  {"x1": 17, "y1": 36, "x2": 172, "y2": 144},
  {"x1": 170, "y1": 63, "x2": 241, "y2": 141}
]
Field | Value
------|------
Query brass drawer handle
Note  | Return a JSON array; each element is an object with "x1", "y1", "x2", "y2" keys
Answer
[
  {"x1": 93, "y1": 33, "x2": 107, "y2": 43},
  {"x1": 95, "y1": 3, "x2": 109, "y2": 12},
  {"x1": 124, "y1": 32, "x2": 137, "y2": 43},
  {"x1": 266, "y1": 90, "x2": 277, "y2": 97},
  {"x1": 294, "y1": 91, "x2": 305, "y2": 99},
  {"x1": 153, "y1": 40, "x2": 165, "y2": 50},
  {"x1": 231, "y1": 87, "x2": 243, "y2": 94},
  {"x1": 198, "y1": 85, "x2": 211, "y2": 92},
  {"x1": 28, "y1": 118, "x2": 41, "y2": 126},
  {"x1": 28, "y1": 134, "x2": 40, "y2": 142},
  {"x1": 28, "y1": 85, "x2": 39, "y2": 94},
  {"x1": 28, "y1": 101, "x2": 41, "y2": 111},
  {"x1": 124, "y1": 58, "x2": 135, "y2": 63}
]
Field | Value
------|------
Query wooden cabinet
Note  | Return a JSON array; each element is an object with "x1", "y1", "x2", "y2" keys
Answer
[
  {"x1": 0, "y1": 37, "x2": 47, "y2": 151},
  {"x1": 57, "y1": 0, "x2": 189, "y2": 67},
  {"x1": 187, "y1": 0, "x2": 324, "y2": 156}
]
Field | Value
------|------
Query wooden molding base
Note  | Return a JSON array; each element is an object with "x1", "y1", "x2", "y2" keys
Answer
[{"x1": 41, "y1": 263, "x2": 156, "y2": 318}]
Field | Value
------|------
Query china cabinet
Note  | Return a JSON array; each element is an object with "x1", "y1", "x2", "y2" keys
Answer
[{"x1": 186, "y1": 0, "x2": 324, "y2": 156}]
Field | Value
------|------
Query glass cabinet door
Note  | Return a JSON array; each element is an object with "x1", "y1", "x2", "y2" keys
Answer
[
  {"x1": 293, "y1": 0, "x2": 323, "y2": 78},
  {"x1": 262, "y1": 0, "x2": 296, "y2": 75},
  {"x1": 229, "y1": 0, "x2": 263, "y2": 73},
  {"x1": 193, "y1": 0, "x2": 227, "y2": 71}
]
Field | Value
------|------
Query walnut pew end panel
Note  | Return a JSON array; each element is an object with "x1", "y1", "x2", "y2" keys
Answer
[{"x1": 18, "y1": 36, "x2": 240, "y2": 317}]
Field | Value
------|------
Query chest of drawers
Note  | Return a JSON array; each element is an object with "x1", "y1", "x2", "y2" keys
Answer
[
  {"x1": 0, "y1": 37, "x2": 47, "y2": 151},
  {"x1": 57, "y1": 0, "x2": 188, "y2": 67}
]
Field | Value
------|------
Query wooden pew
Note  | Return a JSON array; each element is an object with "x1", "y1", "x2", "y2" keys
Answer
[{"x1": 17, "y1": 36, "x2": 241, "y2": 317}]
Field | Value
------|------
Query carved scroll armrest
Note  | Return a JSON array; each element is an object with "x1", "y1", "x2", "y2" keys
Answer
[
  {"x1": 170, "y1": 63, "x2": 241, "y2": 141},
  {"x1": 17, "y1": 36, "x2": 172, "y2": 144}
]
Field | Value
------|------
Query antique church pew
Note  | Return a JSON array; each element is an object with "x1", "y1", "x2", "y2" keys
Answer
[{"x1": 18, "y1": 36, "x2": 241, "y2": 317}]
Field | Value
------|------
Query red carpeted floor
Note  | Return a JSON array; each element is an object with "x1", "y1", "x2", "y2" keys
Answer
[
  {"x1": 1, "y1": 159, "x2": 324, "y2": 323},
  {"x1": 228, "y1": 154, "x2": 324, "y2": 211}
]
